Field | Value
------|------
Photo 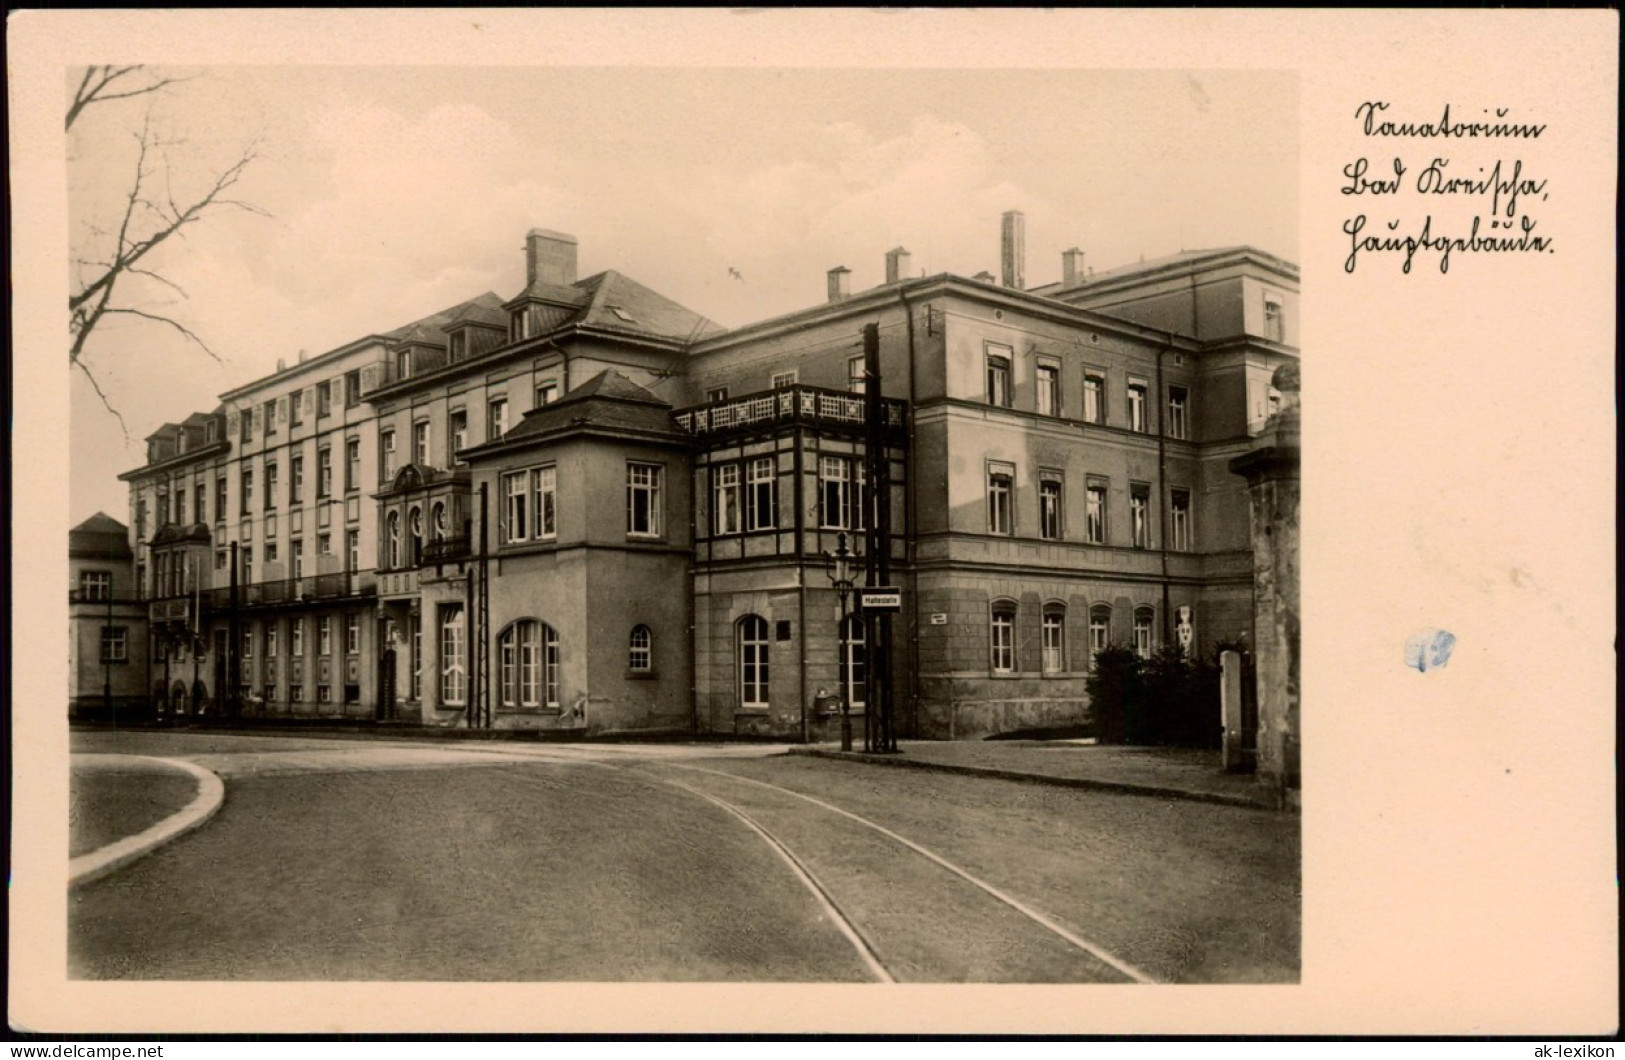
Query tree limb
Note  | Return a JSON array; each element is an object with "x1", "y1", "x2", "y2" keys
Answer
[
  {"x1": 74, "y1": 356, "x2": 130, "y2": 441},
  {"x1": 66, "y1": 65, "x2": 195, "y2": 132}
]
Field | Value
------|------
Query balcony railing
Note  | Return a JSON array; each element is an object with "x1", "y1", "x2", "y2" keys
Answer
[
  {"x1": 675, "y1": 384, "x2": 907, "y2": 439},
  {"x1": 69, "y1": 589, "x2": 145, "y2": 605},
  {"x1": 199, "y1": 569, "x2": 378, "y2": 609},
  {"x1": 422, "y1": 533, "x2": 472, "y2": 565}
]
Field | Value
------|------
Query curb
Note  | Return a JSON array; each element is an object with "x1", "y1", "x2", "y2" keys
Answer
[
  {"x1": 70, "y1": 755, "x2": 226, "y2": 888},
  {"x1": 786, "y1": 747, "x2": 1277, "y2": 811}
]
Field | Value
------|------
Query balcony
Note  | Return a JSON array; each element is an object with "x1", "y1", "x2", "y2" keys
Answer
[
  {"x1": 422, "y1": 532, "x2": 472, "y2": 565},
  {"x1": 70, "y1": 589, "x2": 145, "y2": 606},
  {"x1": 675, "y1": 384, "x2": 907, "y2": 441},
  {"x1": 201, "y1": 569, "x2": 379, "y2": 610}
]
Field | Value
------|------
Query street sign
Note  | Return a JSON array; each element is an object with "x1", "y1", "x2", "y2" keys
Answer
[
  {"x1": 929, "y1": 612, "x2": 948, "y2": 625},
  {"x1": 858, "y1": 587, "x2": 902, "y2": 612}
]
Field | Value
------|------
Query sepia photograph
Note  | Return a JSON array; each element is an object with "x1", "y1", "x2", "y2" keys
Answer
[
  {"x1": 11, "y1": 8, "x2": 1616, "y2": 1040},
  {"x1": 63, "y1": 63, "x2": 1301, "y2": 985}
]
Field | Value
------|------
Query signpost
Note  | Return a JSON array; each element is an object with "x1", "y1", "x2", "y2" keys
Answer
[{"x1": 857, "y1": 587, "x2": 902, "y2": 612}]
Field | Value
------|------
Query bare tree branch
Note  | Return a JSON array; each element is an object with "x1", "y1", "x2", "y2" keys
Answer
[
  {"x1": 66, "y1": 65, "x2": 195, "y2": 132},
  {"x1": 101, "y1": 307, "x2": 226, "y2": 365},
  {"x1": 74, "y1": 357, "x2": 130, "y2": 442}
]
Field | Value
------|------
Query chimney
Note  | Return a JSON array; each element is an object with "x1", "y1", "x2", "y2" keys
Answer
[
  {"x1": 827, "y1": 265, "x2": 851, "y2": 302},
  {"x1": 1000, "y1": 210, "x2": 1026, "y2": 290},
  {"x1": 525, "y1": 228, "x2": 579, "y2": 289},
  {"x1": 1062, "y1": 247, "x2": 1086, "y2": 286},
  {"x1": 885, "y1": 246, "x2": 912, "y2": 285},
  {"x1": 276, "y1": 357, "x2": 286, "y2": 372},
  {"x1": 973, "y1": 270, "x2": 996, "y2": 284},
  {"x1": 297, "y1": 348, "x2": 308, "y2": 363}
]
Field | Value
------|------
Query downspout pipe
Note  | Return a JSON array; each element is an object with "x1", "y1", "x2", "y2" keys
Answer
[
  {"x1": 1155, "y1": 333, "x2": 1173, "y2": 647},
  {"x1": 897, "y1": 284, "x2": 920, "y2": 740}
]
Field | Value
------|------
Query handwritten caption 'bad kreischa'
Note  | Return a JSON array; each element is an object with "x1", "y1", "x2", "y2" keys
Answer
[{"x1": 1341, "y1": 101, "x2": 1553, "y2": 274}]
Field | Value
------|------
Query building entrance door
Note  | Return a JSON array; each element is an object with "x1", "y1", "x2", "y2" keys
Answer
[{"x1": 378, "y1": 648, "x2": 397, "y2": 721}]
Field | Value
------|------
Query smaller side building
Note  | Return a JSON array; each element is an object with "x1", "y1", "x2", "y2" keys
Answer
[{"x1": 69, "y1": 513, "x2": 148, "y2": 720}]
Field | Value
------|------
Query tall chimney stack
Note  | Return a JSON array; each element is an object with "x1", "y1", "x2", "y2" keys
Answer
[
  {"x1": 827, "y1": 265, "x2": 851, "y2": 302},
  {"x1": 525, "y1": 228, "x2": 579, "y2": 289},
  {"x1": 885, "y1": 246, "x2": 913, "y2": 285},
  {"x1": 1000, "y1": 210, "x2": 1026, "y2": 290},
  {"x1": 1062, "y1": 247, "x2": 1086, "y2": 286}
]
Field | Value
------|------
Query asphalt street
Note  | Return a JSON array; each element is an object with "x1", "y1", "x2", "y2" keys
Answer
[{"x1": 69, "y1": 732, "x2": 1299, "y2": 983}]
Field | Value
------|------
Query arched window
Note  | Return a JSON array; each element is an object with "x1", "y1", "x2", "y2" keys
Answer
[
  {"x1": 737, "y1": 615, "x2": 769, "y2": 707},
  {"x1": 386, "y1": 511, "x2": 401, "y2": 569},
  {"x1": 990, "y1": 601, "x2": 1017, "y2": 673},
  {"x1": 839, "y1": 613, "x2": 866, "y2": 707},
  {"x1": 1133, "y1": 607, "x2": 1155, "y2": 659},
  {"x1": 440, "y1": 606, "x2": 466, "y2": 705},
  {"x1": 629, "y1": 625, "x2": 652, "y2": 672},
  {"x1": 498, "y1": 620, "x2": 560, "y2": 708},
  {"x1": 1042, "y1": 604, "x2": 1066, "y2": 674},
  {"x1": 1088, "y1": 605, "x2": 1112, "y2": 665},
  {"x1": 409, "y1": 506, "x2": 424, "y2": 567},
  {"x1": 431, "y1": 501, "x2": 447, "y2": 541}
]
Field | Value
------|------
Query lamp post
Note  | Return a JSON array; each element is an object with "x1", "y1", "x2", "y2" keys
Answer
[{"x1": 823, "y1": 531, "x2": 855, "y2": 753}]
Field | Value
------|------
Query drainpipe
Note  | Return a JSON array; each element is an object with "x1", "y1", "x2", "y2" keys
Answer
[
  {"x1": 688, "y1": 456, "x2": 701, "y2": 738},
  {"x1": 1156, "y1": 334, "x2": 1173, "y2": 647},
  {"x1": 897, "y1": 285, "x2": 920, "y2": 739}
]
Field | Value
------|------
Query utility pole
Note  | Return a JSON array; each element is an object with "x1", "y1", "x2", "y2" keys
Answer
[
  {"x1": 477, "y1": 483, "x2": 490, "y2": 729},
  {"x1": 228, "y1": 541, "x2": 241, "y2": 721},
  {"x1": 861, "y1": 322, "x2": 898, "y2": 753}
]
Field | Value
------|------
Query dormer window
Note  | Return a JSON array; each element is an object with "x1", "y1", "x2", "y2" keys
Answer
[
  {"x1": 177, "y1": 432, "x2": 189, "y2": 454},
  {"x1": 512, "y1": 309, "x2": 532, "y2": 341},
  {"x1": 206, "y1": 420, "x2": 218, "y2": 443},
  {"x1": 396, "y1": 348, "x2": 413, "y2": 380},
  {"x1": 449, "y1": 332, "x2": 467, "y2": 362}
]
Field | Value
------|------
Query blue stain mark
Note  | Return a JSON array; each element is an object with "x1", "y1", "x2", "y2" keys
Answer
[{"x1": 1405, "y1": 628, "x2": 1456, "y2": 672}]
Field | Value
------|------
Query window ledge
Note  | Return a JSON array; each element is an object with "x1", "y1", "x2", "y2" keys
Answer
[
  {"x1": 734, "y1": 706, "x2": 771, "y2": 715},
  {"x1": 625, "y1": 670, "x2": 659, "y2": 681}
]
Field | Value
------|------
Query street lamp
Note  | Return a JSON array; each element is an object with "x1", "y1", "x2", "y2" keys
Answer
[{"x1": 822, "y1": 531, "x2": 856, "y2": 753}]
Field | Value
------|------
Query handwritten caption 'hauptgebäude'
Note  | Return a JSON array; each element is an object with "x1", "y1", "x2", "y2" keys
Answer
[{"x1": 1341, "y1": 101, "x2": 1554, "y2": 274}]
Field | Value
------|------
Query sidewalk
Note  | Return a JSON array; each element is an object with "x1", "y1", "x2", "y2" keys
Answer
[
  {"x1": 789, "y1": 740, "x2": 1286, "y2": 811},
  {"x1": 70, "y1": 754, "x2": 226, "y2": 885}
]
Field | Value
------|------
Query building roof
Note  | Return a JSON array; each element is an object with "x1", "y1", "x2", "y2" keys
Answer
[
  {"x1": 69, "y1": 513, "x2": 133, "y2": 559},
  {"x1": 473, "y1": 369, "x2": 684, "y2": 454},
  {"x1": 386, "y1": 291, "x2": 508, "y2": 346},
  {"x1": 575, "y1": 271, "x2": 726, "y2": 344},
  {"x1": 1029, "y1": 245, "x2": 1297, "y2": 297}
]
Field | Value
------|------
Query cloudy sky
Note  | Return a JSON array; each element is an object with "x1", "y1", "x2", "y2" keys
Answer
[{"x1": 68, "y1": 66, "x2": 1297, "y2": 522}]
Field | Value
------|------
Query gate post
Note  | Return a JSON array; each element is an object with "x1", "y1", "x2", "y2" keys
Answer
[{"x1": 1220, "y1": 650, "x2": 1248, "y2": 772}]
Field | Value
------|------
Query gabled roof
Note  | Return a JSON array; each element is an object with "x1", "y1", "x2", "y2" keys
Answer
[
  {"x1": 70, "y1": 513, "x2": 133, "y2": 559},
  {"x1": 445, "y1": 299, "x2": 509, "y2": 330},
  {"x1": 385, "y1": 292, "x2": 506, "y2": 346},
  {"x1": 576, "y1": 271, "x2": 725, "y2": 344},
  {"x1": 73, "y1": 512, "x2": 126, "y2": 536}
]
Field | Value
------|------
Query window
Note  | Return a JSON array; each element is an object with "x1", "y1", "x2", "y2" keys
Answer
[
  {"x1": 533, "y1": 467, "x2": 557, "y2": 539},
  {"x1": 737, "y1": 615, "x2": 770, "y2": 707},
  {"x1": 215, "y1": 478, "x2": 227, "y2": 523},
  {"x1": 413, "y1": 421, "x2": 430, "y2": 466},
  {"x1": 1083, "y1": 373, "x2": 1105, "y2": 424},
  {"x1": 318, "y1": 616, "x2": 332, "y2": 656},
  {"x1": 195, "y1": 482, "x2": 207, "y2": 524},
  {"x1": 318, "y1": 381, "x2": 332, "y2": 418},
  {"x1": 713, "y1": 463, "x2": 741, "y2": 535},
  {"x1": 512, "y1": 308, "x2": 531, "y2": 341},
  {"x1": 449, "y1": 332, "x2": 466, "y2": 362},
  {"x1": 1167, "y1": 386, "x2": 1190, "y2": 440},
  {"x1": 627, "y1": 462, "x2": 663, "y2": 537},
  {"x1": 1036, "y1": 362, "x2": 1061, "y2": 417},
  {"x1": 987, "y1": 463, "x2": 1014, "y2": 535},
  {"x1": 264, "y1": 461, "x2": 278, "y2": 511},
  {"x1": 706, "y1": 387, "x2": 729, "y2": 403},
  {"x1": 380, "y1": 430, "x2": 397, "y2": 480},
  {"x1": 839, "y1": 614, "x2": 866, "y2": 707},
  {"x1": 628, "y1": 625, "x2": 652, "y2": 672},
  {"x1": 215, "y1": 549, "x2": 226, "y2": 572},
  {"x1": 290, "y1": 390, "x2": 304, "y2": 427},
  {"x1": 344, "y1": 370, "x2": 361, "y2": 408},
  {"x1": 1039, "y1": 474, "x2": 1063, "y2": 540},
  {"x1": 265, "y1": 623, "x2": 279, "y2": 659},
  {"x1": 264, "y1": 540, "x2": 279, "y2": 565},
  {"x1": 409, "y1": 614, "x2": 421, "y2": 699},
  {"x1": 80, "y1": 570, "x2": 111, "y2": 601},
  {"x1": 990, "y1": 605, "x2": 1016, "y2": 673},
  {"x1": 317, "y1": 532, "x2": 331, "y2": 556},
  {"x1": 1089, "y1": 606, "x2": 1111, "y2": 661},
  {"x1": 746, "y1": 457, "x2": 776, "y2": 531},
  {"x1": 450, "y1": 411, "x2": 468, "y2": 459},
  {"x1": 291, "y1": 538, "x2": 305, "y2": 579},
  {"x1": 440, "y1": 607, "x2": 466, "y2": 705},
  {"x1": 504, "y1": 471, "x2": 529, "y2": 542},
  {"x1": 346, "y1": 613, "x2": 360, "y2": 655},
  {"x1": 291, "y1": 620, "x2": 304, "y2": 658},
  {"x1": 1086, "y1": 482, "x2": 1108, "y2": 544},
  {"x1": 848, "y1": 356, "x2": 866, "y2": 395},
  {"x1": 174, "y1": 486, "x2": 186, "y2": 525},
  {"x1": 771, "y1": 370, "x2": 797, "y2": 389},
  {"x1": 487, "y1": 398, "x2": 508, "y2": 441},
  {"x1": 408, "y1": 507, "x2": 424, "y2": 567},
  {"x1": 1127, "y1": 381, "x2": 1148, "y2": 433},
  {"x1": 819, "y1": 455, "x2": 862, "y2": 530},
  {"x1": 1171, "y1": 489, "x2": 1192, "y2": 552},
  {"x1": 346, "y1": 529, "x2": 359, "y2": 572},
  {"x1": 1042, "y1": 606, "x2": 1066, "y2": 674},
  {"x1": 346, "y1": 439, "x2": 361, "y2": 492},
  {"x1": 1130, "y1": 484, "x2": 1150, "y2": 549},
  {"x1": 240, "y1": 468, "x2": 253, "y2": 515},
  {"x1": 431, "y1": 502, "x2": 448, "y2": 541},
  {"x1": 242, "y1": 624, "x2": 255, "y2": 660},
  {"x1": 535, "y1": 382, "x2": 558, "y2": 407},
  {"x1": 242, "y1": 548, "x2": 253, "y2": 585},
  {"x1": 396, "y1": 347, "x2": 413, "y2": 380},
  {"x1": 1264, "y1": 296, "x2": 1285, "y2": 342},
  {"x1": 264, "y1": 400, "x2": 277, "y2": 437},
  {"x1": 985, "y1": 351, "x2": 1012, "y2": 407},
  {"x1": 1134, "y1": 608, "x2": 1155, "y2": 659},
  {"x1": 386, "y1": 511, "x2": 401, "y2": 569}
]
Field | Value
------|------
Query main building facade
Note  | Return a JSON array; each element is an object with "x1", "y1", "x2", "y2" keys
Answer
[{"x1": 110, "y1": 215, "x2": 1298, "y2": 740}]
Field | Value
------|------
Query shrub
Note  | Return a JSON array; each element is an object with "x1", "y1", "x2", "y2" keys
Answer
[{"x1": 1086, "y1": 644, "x2": 1222, "y2": 748}]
